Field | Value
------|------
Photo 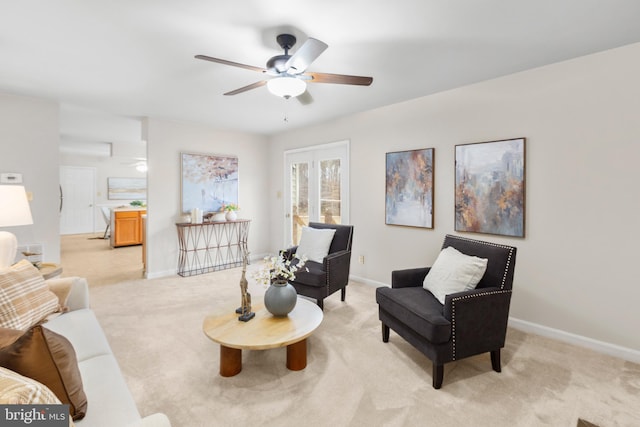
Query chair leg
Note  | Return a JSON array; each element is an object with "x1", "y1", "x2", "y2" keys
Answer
[
  {"x1": 341, "y1": 287, "x2": 346, "y2": 301},
  {"x1": 317, "y1": 299, "x2": 324, "y2": 310},
  {"x1": 433, "y1": 364, "x2": 444, "y2": 389},
  {"x1": 491, "y1": 349, "x2": 501, "y2": 372},
  {"x1": 381, "y1": 324, "x2": 389, "y2": 342}
]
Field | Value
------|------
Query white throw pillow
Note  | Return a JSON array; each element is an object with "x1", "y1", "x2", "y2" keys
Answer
[
  {"x1": 423, "y1": 246, "x2": 488, "y2": 304},
  {"x1": 296, "y1": 227, "x2": 337, "y2": 263}
]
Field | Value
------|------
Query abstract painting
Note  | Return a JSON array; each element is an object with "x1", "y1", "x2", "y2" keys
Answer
[
  {"x1": 385, "y1": 148, "x2": 434, "y2": 228},
  {"x1": 181, "y1": 152, "x2": 238, "y2": 213},
  {"x1": 455, "y1": 138, "x2": 525, "y2": 237},
  {"x1": 107, "y1": 177, "x2": 147, "y2": 200}
]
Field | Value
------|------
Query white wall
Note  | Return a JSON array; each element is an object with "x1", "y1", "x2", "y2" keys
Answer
[
  {"x1": 268, "y1": 42, "x2": 640, "y2": 353},
  {"x1": 2, "y1": 42, "x2": 638, "y2": 359},
  {"x1": 0, "y1": 93, "x2": 61, "y2": 262},
  {"x1": 145, "y1": 118, "x2": 270, "y2": 277}
]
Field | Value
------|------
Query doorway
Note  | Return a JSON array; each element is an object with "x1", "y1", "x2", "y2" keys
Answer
[
  {"x1": 284, "y1": 140, "x2": 350, "y2": 246},
  {"x1": 59, "y1": 166, "x2": 96, "y2": 235}
]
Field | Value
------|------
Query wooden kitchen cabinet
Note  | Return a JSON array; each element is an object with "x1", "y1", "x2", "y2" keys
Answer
[{"x1": 110, "y1": 209, "x2": 146, "y2": 247}]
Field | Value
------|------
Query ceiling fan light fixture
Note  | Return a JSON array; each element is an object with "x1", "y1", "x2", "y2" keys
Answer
[
  {"x1": 267, "y1": 76, "x2": 306, "y2": 99},
  {"x1": 136, "y1": 162, "x2": 148, "y2": 173}
]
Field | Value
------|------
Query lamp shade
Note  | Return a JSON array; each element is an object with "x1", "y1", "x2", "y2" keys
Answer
[
  {"x1": 267, "y1": 76, "x2": 307, "y2": 99},
  {"x1": 0, "y1": 185, "x2": 33, "y2": 227},
  {"x1": 0, "y1": 185, "x2": 33, "y2": 269}
]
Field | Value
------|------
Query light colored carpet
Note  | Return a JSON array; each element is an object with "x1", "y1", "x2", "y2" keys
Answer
[
  {"x1": 60, "y1": 233, "x2": 145, "y2": 287},
  {"x1": 61, "y1": 236, "x2": 640, "y2": 427}
]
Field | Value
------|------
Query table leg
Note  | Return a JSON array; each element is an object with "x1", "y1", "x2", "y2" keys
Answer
[
  {"x1": 286, "y1": 339, "x2": 307, "y2": 371},
  {"x1": 220, "y1": 345, "x2": 242, "y2": 377}
]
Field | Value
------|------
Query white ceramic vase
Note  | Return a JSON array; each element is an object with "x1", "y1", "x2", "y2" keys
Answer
[
  {"x1": 225, "y1": 210, "x2": 238, "y2": 221},
  {"x1": 212, "y1": 212, "x2": 226, "y2": 222}
]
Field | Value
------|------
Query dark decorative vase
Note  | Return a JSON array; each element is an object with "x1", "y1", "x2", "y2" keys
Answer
[{"x1": 264, "y1": 281, "x2": 297, "y2": 316}]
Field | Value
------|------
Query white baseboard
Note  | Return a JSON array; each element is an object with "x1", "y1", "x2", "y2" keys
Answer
[
  {"x1": 350, "y1": 276, "x2": 640, "y2": 364},
  {"x1": 145, "y1": 269, "x2": 176, "y2": 279},
  {"x1": 349, "y1": 275, "x2": 388, "y2": 288},
  {"x1": 145, "y1": 252, "x2": 268, "y2": 280},
  {"x1": 509, "y1": 317, "x2": 640, "y2": 364},
  {"x1": 248, "y1": 252, "x2": 269, "y2": 264}
]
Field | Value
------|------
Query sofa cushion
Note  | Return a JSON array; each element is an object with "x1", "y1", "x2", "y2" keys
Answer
[
  {"x1": 423, "y1": 246, "x2": 488, "y2": 304},
  {"x1": 376, "y1": 286, "x2": 451, "y2": 343},
  {"x1": 74, "y1": 355, "x2": 141, "y2": 427},
  {"x1": 46, "y1": 278, "x2": 74, "y2": 310},
  {"x1": 43, "y1": 309, "x2": 112, "y2": 362},
  {"x1": 290, "y1": 261, "x2": 326, "y2": 288},
  {"x1": 0, "y1": 325, "x2": 87, "y2": 420},
  {"x1": 0, "y1": 365, "x2": 62, "y2": 404},
  {"x1": 0, "y1": 260, "x2": 60, "y2": 330},
  {"x1": 296, "y1": 227, "x2": 336, "y2": 263}
]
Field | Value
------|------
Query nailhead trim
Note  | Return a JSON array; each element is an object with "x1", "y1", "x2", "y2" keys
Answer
[
  {"x1": 444, "y1": 235, "x2": 515, "y2": 290},
  {"x1": 324, "y1": 226, "x2": 353, "y2": 293},
  {"x1": 450, "y1": 289, "x2": 512, "y2": 360},
  {"x1": 445, "y1": 235, "x2": 516, "y2": 361}
]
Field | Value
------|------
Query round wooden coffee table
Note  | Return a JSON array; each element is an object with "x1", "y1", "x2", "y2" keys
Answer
[{"x1": 202, "y1": 298, "x2": 323, "y2": 377}]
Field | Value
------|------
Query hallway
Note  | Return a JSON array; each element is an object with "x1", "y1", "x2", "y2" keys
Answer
[{"x1": 60, "y1": 233, "x2": 144, "y2": 287}]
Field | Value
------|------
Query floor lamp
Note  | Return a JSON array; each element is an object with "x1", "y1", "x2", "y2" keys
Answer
[{"x1": 0, "y1": 185, "x2": 34, "y2": 269}]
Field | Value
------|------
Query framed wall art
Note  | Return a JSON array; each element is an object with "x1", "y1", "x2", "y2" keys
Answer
[
  {"x1": 107, "y1": 177, "x2": 147, "y2": 200},
  {"x1": 181, "y1": 152, "x2": 238, "y2": 213},
  {"x1": 385, "y1": 148, "x2": 434, "y2": 228},
  {"x1": 455, "y1": 137, "x2": 525, "y2": 237}
]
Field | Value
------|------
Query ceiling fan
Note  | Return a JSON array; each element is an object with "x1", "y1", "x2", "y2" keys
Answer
[
  {"x1": 195, "y1": 34, "x2": 373, "y2": 100},
  {"x1": 121, "y1": 159, "x2": 148, "y2": 172}
]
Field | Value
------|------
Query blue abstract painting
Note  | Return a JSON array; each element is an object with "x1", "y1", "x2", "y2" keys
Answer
[
  {"x1": 181, "y1": 152, "x2": 238, "y2": 213},
  {"x1": 385, "y1": 148, "x2": 434, "y2": 228}
]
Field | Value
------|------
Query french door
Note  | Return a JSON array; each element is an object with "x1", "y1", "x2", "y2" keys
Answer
[{"x1": 284, "y1": 141, "x2": 349, "y2": 246}]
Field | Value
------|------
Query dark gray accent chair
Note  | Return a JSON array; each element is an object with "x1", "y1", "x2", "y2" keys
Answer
[
  {"x1": 376, "y1": 234, "x2": 517, "y2": 389},
  {"x1": 284, "y1": 222, "x2": 354, "y2": 310}
]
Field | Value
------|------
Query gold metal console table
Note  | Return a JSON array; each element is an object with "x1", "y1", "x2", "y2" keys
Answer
[{"x1": 176, "y1": 219, "x2": 250, "y2": 277}]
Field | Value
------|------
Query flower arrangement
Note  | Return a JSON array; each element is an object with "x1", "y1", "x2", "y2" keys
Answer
[
  {"x1": 252, "y1": 251, "x2": 308, "y2": 286},
  {"x1": 221, "y1": 203, "x2": 239, "y2": 212}
]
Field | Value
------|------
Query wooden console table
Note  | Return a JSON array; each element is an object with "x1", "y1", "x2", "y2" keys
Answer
[{"x1": 176, "y1": 219, "x2": 250, "y2": 277}]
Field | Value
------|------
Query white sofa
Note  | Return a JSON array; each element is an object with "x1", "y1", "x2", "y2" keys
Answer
[{"x1": 43, "y1": 276, "x2": 171, "y2": 427}]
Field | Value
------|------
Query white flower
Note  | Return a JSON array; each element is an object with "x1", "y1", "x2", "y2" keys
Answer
[{"x1": 252, "y1": 251, "x2": 308, "y2": 286}]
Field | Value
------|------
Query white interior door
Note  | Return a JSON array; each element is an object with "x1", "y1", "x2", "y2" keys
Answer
[
  {"x1": 284, "y1": 141, "x2": 349, "y2": 246},
  {"x1": 60, "y1": 166, "x2": 96, "y2": 235}
]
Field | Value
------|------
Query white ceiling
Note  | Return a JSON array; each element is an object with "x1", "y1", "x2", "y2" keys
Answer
[{"x1": 2, "y1": 1, "x2": 640, "y2": 137}]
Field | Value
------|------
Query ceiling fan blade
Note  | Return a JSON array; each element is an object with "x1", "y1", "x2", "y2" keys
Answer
[
  {"x1": 297, "y1": 90, "x2": 314, "y2": 105},
  {"x1": 224, "y1": 80, "x2": 267, "y2": 96},
  {"x1": 195, "y1": 55, "x2": 266, "y2": 73},
  {"x1": 285, "y1": 38, "x2": 328, "y2": 74},
  {"x1": 306, "y1": 72, "x2": 373, "y2": 86}
]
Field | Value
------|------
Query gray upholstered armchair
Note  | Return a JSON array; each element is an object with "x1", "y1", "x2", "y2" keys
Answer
[
  {"x1": 284, "y1": 222, "x2": 354, "y2": 310},
  {"x1": 376, "y1": 234, "x2": 517, "y2": 389}
]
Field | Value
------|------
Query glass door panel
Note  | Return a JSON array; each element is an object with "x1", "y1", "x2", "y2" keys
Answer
[
  {"x1": 284, "y1": 141, "x2": 349, "y2": 247},
  {"x1": 290, "y1": 162, "x2": 309, "y2": 245},
  {"x1": 320, "y1": 159, "x2": 341, "y2": 224}
]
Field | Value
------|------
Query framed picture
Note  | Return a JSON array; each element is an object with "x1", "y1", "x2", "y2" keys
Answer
[
  {"x1": 107, "y1": 177, "x2": 147, "y2": 200},
  {"x1": 455, "y1": 137, "x2": 525, "y2": 237},
  {"x1": 385, "y1": 148, "x2": 434, "y2": 228},
  {"x1": 181, "y1": 152, "x2": 238, "y2": 213}
]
